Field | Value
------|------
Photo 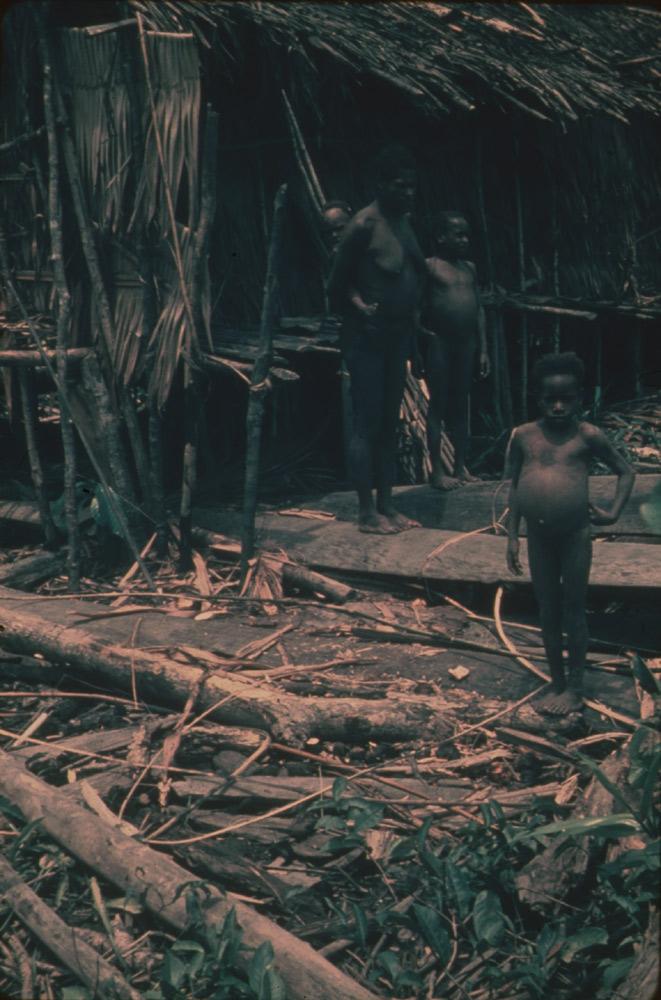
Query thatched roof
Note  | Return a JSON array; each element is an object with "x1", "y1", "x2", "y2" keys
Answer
[{"x1": 133, "y1": 1, "x2": 661, "y2": 122}]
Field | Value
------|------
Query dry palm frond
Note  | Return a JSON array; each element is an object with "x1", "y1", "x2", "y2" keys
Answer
[
  {"x1": 134, "y1": 32, "x2": 200, "y2": 234},
  {"x1": 134, "y1": 1, "x2": 661, "y2": 120},
  {"x1": 59, "y1": 28, "x2": 132, "y2": 233},
  {"x1": 145, "y1": 223, "x2": 197, "y2": 407}
]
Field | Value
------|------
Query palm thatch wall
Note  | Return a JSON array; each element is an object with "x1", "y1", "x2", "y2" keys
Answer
[{"x1": 1, "y1": 1, "x2": 660, "y2": 488}]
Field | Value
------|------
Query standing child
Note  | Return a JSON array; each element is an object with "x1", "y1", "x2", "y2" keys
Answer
[
  {"x1": 506, "y1": 352, "x2": 634, "y2": 714},
  {"x1": 423, "y1": 212, "x2": 490, "y2": 490}
]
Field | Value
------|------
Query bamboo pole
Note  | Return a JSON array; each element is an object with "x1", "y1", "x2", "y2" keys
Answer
[
  {"x1": 551, "y1": 180, "x2": 561, "y2": 352},
  {"x1": 50, "y1": 66, "x2": 143, "y2": 514},
  {"x1": 179, "y1": 107, "x2": 218, "y2": 570},
  {"x1": 0, "y1": 854, "x2": 141, "y2": 1000},
  {"x1": 37, "y1": 10, "x2": 80, "y2": 590},
  {"x1": 514, "y1": 138, "x2": 528, "y2": 422},
  {"x1": 121, "y1": 9, "x2": 167, "y2": 555},
  {"x1": 0, "y1": 347, "x2": 89, "y2": 367},
  {"x1": 0, "y1": 125, "x2": 47, "y2": 155},
  {"x1": 241, "y1": 184, "x2": 288, "y2": 581},
  {"x1": 475, "y1": 132, "x2": 505, "y2": 429},
  {"x1": 18, "y1": 369, "x2": 58, "y2": 548}
]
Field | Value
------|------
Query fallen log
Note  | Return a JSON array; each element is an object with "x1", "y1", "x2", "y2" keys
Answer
[
  {"x1": 0, "y1": 750, "x2": 379, "y2": 1000},
  {"x1": 0, "y1": 550, "x2": 65, "y2": 589},
  {"x1": 0, "y1": 853, "x2": 141, "y2": 1000},
  {"x1": 0, "y1": 586, "x2": 452, "y2": 743}
]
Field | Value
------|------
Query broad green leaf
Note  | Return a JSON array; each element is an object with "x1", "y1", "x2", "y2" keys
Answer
[
  {"x1": 163, "y1": 951, "x2": 186, "y2": 989},
  {"x1": 601, "y1": 956, "x2": 634, "y2": 992},
  {"x1": 514, "y1": 813, "x2": 641, "y2": 842},
  {"x1": 561, "y1": 926, "x2": 608, "y2": 962},
  {"x1": 264, "y1": 967, "x2": 287, "y2": 1000},
  {"x1": 249, "y1": 941, "x2": 275, "y2": 995},
  {"x1": 640, "y1": 747, "x2": 661, "y2": 831},
  {"x1": 630, "y1": 653, "x2": 660, "y2": 694},
  {"x1": 61, "y1": 988, "x2": 91, "y2": 1000},
  {"x1": 413, "y1": 903, "x2": 451, "y2": 962},
  {"x1": 332, "y1": 776, "x2": 347, "y2": 803},
  {"x1": 351, "y1": 901, "x2": 369, "y2": 947},
  {"x1": 446, "y1": 861, "x2": 473, "y2": 918},
  {"x1": 472, "y1": 890, "x2": 504, "y2": 947},
  {"x1": 377, "y1": 950, "x2": 401, "y2": 981}
]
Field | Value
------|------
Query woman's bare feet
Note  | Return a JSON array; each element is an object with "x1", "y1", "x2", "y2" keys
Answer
[
  {"x1": 457, "y1": 467, "x2": 479, "y2": 484},
  {"x1": 358, "y1": 511, "x2": 399, "y2": 534},
  {"x1": 430, "y1": 470, "x2": 459, "y2": 491},
  {"x1": 536, "y1": 687, "x2": 583, "y2": 716}
]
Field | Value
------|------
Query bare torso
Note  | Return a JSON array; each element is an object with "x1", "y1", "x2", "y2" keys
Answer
[
  {"x1": 515, "y1": 420, "x2": 593, "y2": 533},
  {"x1": 348, "y1": 203, "x2": 423, "y2": 321},
  {"x1": 425, "y1": 257, "x2": 480, "y2": 338}
]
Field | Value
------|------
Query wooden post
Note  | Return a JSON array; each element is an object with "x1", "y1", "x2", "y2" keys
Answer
[
  {"x1": 179, "y1": 106, "x2": 218, "y2": 570},
  {"x1": 37, "y1": 10, "x2": 80, "y2": 589},
  {"x1": 241, "y1": 184, "x2": 288, "y2": 580},
  {"x1": 514, "y1": 139, "x2": 528, "y2": 422},
  {"x1": 551, "y1": 181, "x2": 561, "y2": 353},
  {"x1": 18, "y1": 370, "x2": 59, "y2": 548},
  {"x1": 121, "y1": 11, "x2": 166, "y2": 553},
  {"x1": 51, "y1": 67, "x2": 142, "y2": 514},
  {"x1": 475, "y1": 134, "x2": 505, "y2": 429}
]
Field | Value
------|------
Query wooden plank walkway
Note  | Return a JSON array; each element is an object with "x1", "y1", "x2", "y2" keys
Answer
[
  {"x1": 315, "y1": 475, "x2": 661, "y2": 537},
  {"x1": 195, "y1": 507, "x2": 661, "y2": 590}
]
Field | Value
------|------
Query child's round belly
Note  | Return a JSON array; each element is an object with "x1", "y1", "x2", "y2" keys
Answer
[{"x1": 517, "y1": 469, "x2": 589, "y2": 534}]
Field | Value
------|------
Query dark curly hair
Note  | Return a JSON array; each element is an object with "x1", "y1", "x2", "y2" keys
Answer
[
  {"x1": 533, "y1": 352, "x2": 585, "y2": 391},
  {"x1": 373, "y1": 144, "x2": 416, "y2": 183}
]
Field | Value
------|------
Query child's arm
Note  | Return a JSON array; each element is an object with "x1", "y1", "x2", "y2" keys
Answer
[
  {"x1": 585, "y1": 427, "x2": 635, "y2": 525},
  {"x1": 505, "y1": 429, "x2": 524, "y2": 575}
]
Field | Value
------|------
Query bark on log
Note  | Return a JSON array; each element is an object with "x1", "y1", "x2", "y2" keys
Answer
[
  {"x1": 0, "y1": 551, "x2": 65, "y2": 589},
  {"x1": 0, "y1": 750, "x2": 379, "y2": 1000},
  {"x1": 0, "y1": 853, "x2": 141, "y2": 1000},
  {"x1": 618, "y1": 907, "x2": 659, "y2": 1000},
  {"x1": 515, "y1": 750, "x2": 629, "y2": 910},
  {"x1": 0, "y1": 587, "x2": 452, "y2": 743}
]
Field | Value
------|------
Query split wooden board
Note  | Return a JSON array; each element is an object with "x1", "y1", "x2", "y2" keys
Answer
[
  {"x1": 315, "y1": 475, "x2": 660, "y2": 537},
  {"x1": 195, "y1": 508, "x2": 661, "y2": 590}
]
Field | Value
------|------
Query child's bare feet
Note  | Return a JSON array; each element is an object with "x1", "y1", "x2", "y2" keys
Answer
[
  {"x1": 430, "y1": 471, "x2": 459, "y2": 491},
  {"x1": 536, "y1": 687, "x2": 583, "y2": 716},
  {"x1": 384, "y1": 510, "x2": 420, "y2": 532},
  {"x1": 457, "y1": 467, "x2": 479, "y2": 483}
]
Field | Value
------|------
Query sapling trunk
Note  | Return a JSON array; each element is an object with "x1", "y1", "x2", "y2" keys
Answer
[
  {"x1": 18, "y1": 369, "x2": 58, "y2": 548},
  {"x1": 241, "y1": 184, "x2": 288, "y2": 580}
]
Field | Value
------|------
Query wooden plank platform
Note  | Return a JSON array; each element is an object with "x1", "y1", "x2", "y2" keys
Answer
[
  {"x1": 195, "y1": 508, "x2": 661, "y2": 590},
  {"x1": 315, "y1": 475, "x2": 661, "y2": 537}
]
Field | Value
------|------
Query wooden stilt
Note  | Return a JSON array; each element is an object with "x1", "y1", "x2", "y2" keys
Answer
[
  {"x1": 37, "y1": 10, "x2": 80, "y2": 590},
  {"x1": 51, "y1": 68, "x2": 141, "y2": 514},
  {"x1": 514, "y1": 140, "x2": 528, "y2": 422},
  {"x1": 241, "y1": 184, "x2": 288, "y2": 581},
  {"x1": 179, "y1": 107, "x2": 218, "y2": 571},
  {"x1": 18, "y1": 369, "x2": 59, "y2": 548}
]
